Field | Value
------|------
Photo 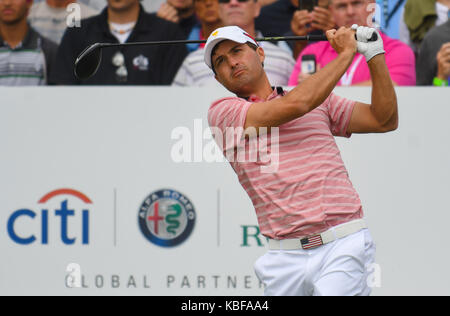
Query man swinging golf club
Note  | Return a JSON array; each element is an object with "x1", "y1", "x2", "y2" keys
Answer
[{"x1": 205, "y1": 25, "x2": 398, "y2": 296}]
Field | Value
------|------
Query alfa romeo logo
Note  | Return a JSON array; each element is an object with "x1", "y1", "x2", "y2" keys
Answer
[{"x1": 138, "y1": 189, "x2": 196, "y2": 247}]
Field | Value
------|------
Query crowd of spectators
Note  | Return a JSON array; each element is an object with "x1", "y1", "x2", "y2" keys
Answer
[{"x1": 0, "y1": 0, "x2": 448, "y2": 86}]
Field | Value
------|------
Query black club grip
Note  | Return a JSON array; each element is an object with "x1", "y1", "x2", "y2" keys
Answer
[{"x1": 355, "y1": 31, "x2": 378, "y2": 42}]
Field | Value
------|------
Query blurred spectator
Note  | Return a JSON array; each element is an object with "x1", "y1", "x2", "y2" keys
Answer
[
  {"x1": 156, "y1": 0, "x2": 198, "y2": 37},
  {"x1": 28, "y1": 0, "x2": 98, "y2": 44},
  {"x1": 257, "y1": 0, "x2": 335, "y2": 59},
  {"x1": 173, "y1": 0, "x2": 295, "y2": 86},
  {"x1": 256, "y1": 0, "x2": 298, "y2": 37},
  {"x1": 284, "y1": 0, "x2": 335, "y2": 59},
  {"x1": 53, "y1": 0, "x2": 188, "y2": 85},
  {"x1": 172, "y1": 0, "x2": 221, "y2": 85},
  {"x1": 80, "y1": 0, "x2": 105, "y2": 10},
  {"x1": 399, "y1": 0, "x2": 449, "y2": 55},
  {"x1": 289, "y1": 0, "x2": 416, "y2": 86},
  {"x1": 0, "y1": 0, "x2": 57, "y2": 85},
  {"x1": 416, "y1": 20, "x2": 450, "y2": 86},
  {"x1": 33, "y1": 0, "x2": 107, "y2": 11},
  {"x1": 142, "y1": 0, "x2": 165, "y2": 12},
  {"x1": 185, "y1": 0, "x2": 222, "y2": 52}
]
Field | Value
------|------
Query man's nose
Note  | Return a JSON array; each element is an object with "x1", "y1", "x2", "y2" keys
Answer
[
  {"x1": 227, "y1": 55, "x2": 240, "y2": 68},
  {"x1": 345, "y1": 4, "x2": 355, "y2": 16},
  {"x1": 228, "y1": 0, "x2": 241, "y2": 6}
]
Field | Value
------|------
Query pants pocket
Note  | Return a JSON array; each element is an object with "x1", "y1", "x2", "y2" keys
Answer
[{"x1": 253, "y1": 252, "x2": 267, "y2": 283}]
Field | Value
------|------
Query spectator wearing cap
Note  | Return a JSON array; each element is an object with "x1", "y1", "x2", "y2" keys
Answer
[
  {"x1": 173, "y1": 0, "x2": 295, "y2": 86},
  {"x1": 0, "y1": 0, "x2": 58, "y2": 85},
  {"x1": 416, "y1": 19, "x2": 450, "y2": 86},
  {"x1": 289, "y1": 0, "x2": 416, "y2": 86},
  {"x1": 53, "y1": 0, "x2": 188, "y2": 85}
]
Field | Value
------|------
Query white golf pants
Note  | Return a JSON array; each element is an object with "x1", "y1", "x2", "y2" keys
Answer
[{"x1": 254, "y1": 229, "x2": 376, "y2": 296}]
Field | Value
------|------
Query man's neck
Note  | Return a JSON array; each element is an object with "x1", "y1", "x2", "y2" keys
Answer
[
  {"x1": 108, "y1": 3, "x2": 140, "y2": 24},
  {"x1": 249, "y1": 84, "x2": 275, "y2": 100},
  {"x1": 46, "y1": 0, "x2": 76, "y2": 9},
  {"x1": 239, "y1": 77, "x2": 274, "y2": 100},
  {"x1": 0, "y1": 20, "x2": 29, "y2": 49}
]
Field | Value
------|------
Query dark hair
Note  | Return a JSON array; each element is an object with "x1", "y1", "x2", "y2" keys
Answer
[{"x1": 211, "y1": 41, "x2": 260, "y2": 75}]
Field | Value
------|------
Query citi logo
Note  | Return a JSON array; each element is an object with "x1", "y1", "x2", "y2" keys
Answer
[{"x1": 7, "y1": 189, "x2": 92, "y2": 245}]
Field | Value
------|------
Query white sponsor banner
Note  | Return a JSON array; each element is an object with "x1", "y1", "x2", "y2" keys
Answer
[{"x1": 0, "y1": 86, "x2": 449, "y2": 296}]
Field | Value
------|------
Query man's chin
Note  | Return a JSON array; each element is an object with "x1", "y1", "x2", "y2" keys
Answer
[
  {"x1": 227, "y1": 82, "x2": 253, "y2": 98},
  {"x1": 109, "y1": 2, "x2": 135, "y2": 13}
]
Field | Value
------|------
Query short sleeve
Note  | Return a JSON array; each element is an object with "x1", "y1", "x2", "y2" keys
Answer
[
  {"x1": 207, "y1": 97, "x2": 253, "y2": 153},
  {"x1": 326, "y1": 93, "x2": 356, "y2": 138}
]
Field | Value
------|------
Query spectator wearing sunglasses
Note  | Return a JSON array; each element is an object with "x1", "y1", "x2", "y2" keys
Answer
[
  {"x1": 53, "y1": 0, "x2": 188, "y2": 85},
  {"x1": 173, "y1": 0, "x2": 295, "y2": 86}
]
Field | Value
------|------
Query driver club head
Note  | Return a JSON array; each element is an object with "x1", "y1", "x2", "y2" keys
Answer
[{"x1": 74, "y1": 43, "x2": 104, "y2": 80}]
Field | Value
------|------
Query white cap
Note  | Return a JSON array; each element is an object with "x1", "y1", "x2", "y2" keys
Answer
[{"x1": 204, "y1": 26, "x2": 259, "y2": 69}]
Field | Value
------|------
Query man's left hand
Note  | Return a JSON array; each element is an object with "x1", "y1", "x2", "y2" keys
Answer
[{"x1": 352, "y1": 25, "x2": 385, "y2": 62}]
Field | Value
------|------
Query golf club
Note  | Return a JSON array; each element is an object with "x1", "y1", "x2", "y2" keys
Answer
[
  {"x1": 74, "y1": 35, "x2": 329, "y2": 80},
  {"x1": 74, "y1": 33, "x2": 378, "y2": 80}
]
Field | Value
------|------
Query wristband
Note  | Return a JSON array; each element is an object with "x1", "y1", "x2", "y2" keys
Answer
[{"x1": 433, "y1": 77, "x2": 449, "y2": 86}]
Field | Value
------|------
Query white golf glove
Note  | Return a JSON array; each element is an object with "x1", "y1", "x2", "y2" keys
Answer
[{"x1": 352, "y1": 24, "x2": 385, "y2": 62}]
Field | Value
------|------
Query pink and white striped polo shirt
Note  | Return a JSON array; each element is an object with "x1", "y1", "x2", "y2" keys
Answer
[{"x1": 208, "y1": 88, "x2": 364, "y2": 239}]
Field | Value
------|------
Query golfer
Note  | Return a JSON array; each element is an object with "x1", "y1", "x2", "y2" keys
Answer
[{"x1": 205, "y1": 25, "x2": 398, "y2": 296}]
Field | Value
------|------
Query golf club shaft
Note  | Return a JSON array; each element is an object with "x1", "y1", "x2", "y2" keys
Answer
[{"x1": 96, "y1": 34, "x2": 328, "y2": 50}]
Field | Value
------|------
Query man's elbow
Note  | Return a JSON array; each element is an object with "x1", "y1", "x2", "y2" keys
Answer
[{"x1": 380, "y1": 113, "x2": 399, "y2": 132}]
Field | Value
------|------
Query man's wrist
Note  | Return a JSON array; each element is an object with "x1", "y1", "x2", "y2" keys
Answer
[
  {"x1": 366, "y1": 53, "x2": 385, "y2": 65},
  {"x1": 339, "y1": 49, "x2": 356, "y2": 60},
  {"x1": 433, "y1": 77, "x2": 449, "y2": 86}
]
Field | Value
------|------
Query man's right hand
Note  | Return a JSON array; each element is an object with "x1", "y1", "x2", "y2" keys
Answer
[
  {"x1": 326, "y1": 27, "x2": 357, "y2": 56},
  {"x1": 291, "y1": 7, "x2": 335, "y2": 36},
  {"x1": 437, "y1": 42, "x2": 450, "y2": 80},
  {"x1": 157, "y1": 3, "x2": 180, "y2": 23},
  {"x1": 291, "y1": 10, "x2": 313, "y2": 36}
]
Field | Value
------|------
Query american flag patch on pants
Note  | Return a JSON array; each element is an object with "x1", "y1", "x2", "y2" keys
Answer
[{"x1": 301, "y1": 235, "x2": 323, "y2": 249}]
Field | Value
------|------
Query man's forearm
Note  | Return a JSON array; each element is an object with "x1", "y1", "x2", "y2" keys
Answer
[
  {"x1": 368, "y1": 54, "x2": 398, "y2": 129},
  {"x1": 285, "y1": 50, "x2": 356, "y2": 115}
]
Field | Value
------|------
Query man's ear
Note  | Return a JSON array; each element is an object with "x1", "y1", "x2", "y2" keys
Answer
[{"x1": 256, "y1": 46, "x2": 265, "y2": 64}]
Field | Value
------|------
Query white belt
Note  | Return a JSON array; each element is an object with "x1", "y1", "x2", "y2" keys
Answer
[{"x1": 268, "y1": 219, "x2": 367, "y2": 250}]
